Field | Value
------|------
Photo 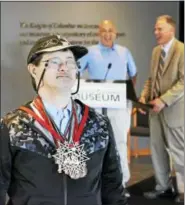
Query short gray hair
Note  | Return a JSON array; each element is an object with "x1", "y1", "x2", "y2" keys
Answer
[{"x1": 157, "y1": 15, "x2": 176, "y2": 28}]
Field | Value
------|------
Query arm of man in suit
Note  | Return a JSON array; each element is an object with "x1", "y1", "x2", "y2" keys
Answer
[
  {"x1": 138, "y1": 49, "x2": 156, "y2": 114},
  {"x1": 139, "y1": 48, "x2": 156, "y2": 103},
  {"x1": 160, "y1": 45, "x2": 184, "y2": 107},
  {"x1": 138, "y1": 78, "x2": 152, "y2": 114},
  {"x1": 140, "y1": 77, "x2": 152, "y2": 102}
]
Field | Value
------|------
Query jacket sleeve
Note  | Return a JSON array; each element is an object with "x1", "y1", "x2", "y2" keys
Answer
[
  {"x1": 101, "y1": 118, "x2": 128, "y2": 205},
  {"x1": 140, "y1": 77, "x2": 152, "y2": 101},
  {"x1": 0, "y1": 119, "x2": 12, "y2": 205},
  {"x1": 140, "y1": 47, "x2": 159, "y2": 101}
]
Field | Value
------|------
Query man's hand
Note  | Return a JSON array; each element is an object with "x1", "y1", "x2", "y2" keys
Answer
[
  {"x1": 138, "y1": 97, "x2": 147, "y2": 115},
  {"x1": 149, "y1": 98, "x2": 166, "y2": 113}
]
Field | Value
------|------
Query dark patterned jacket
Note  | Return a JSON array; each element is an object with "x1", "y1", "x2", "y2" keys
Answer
[{"x1": 0, "y1": 100, "x2": 128, "y2": 205}]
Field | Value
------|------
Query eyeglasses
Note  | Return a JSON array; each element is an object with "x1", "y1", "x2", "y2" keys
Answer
[{"x1": 42, "y1": 57, "x2": 77, "y2": 70}]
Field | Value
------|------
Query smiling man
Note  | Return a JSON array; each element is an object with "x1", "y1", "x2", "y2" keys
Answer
[
  {"x1": 78, "y1": 20, "x2": 137, "y2": 196},
  {"x1": 139, "y1": 15, "x2": 184, "y2": 203},
  {"x1": 0, "y1": 35, "x2": 128, "y2": 205}
]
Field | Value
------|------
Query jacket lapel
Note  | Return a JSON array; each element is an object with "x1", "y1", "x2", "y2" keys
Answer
[{"x1": 161, "y1": 39, "x2": 177, "y2": 76}]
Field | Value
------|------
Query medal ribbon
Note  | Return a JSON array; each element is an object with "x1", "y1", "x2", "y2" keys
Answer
[{"x1": 19, "y1": 96, "x2": 89, "y2": 147}]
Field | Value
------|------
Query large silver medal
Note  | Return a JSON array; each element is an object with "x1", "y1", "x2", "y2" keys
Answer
[{"x1": 52, "y1": 141, "x2": 90, "y2": 179}]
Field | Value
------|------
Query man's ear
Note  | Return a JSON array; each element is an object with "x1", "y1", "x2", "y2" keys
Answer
[{"x1": 27, "y1": 64, "x2": 36, "y2": 78}]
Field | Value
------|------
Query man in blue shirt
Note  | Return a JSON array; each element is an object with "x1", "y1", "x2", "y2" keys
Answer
[{"x1": 78, "y1": 20, "x2": 137, "y2": 196}]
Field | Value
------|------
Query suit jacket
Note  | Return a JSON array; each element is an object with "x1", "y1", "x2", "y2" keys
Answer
[{"x1": 141, "y1": 38, "x2": 184, "y2": 128}]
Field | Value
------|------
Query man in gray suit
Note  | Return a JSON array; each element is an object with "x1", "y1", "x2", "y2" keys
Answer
[{"x1": 139, "y1": 15, "x2": 184, "y2": 203}]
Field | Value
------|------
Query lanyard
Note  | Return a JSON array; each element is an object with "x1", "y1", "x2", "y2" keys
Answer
[{"x1": 19, "y1": 96, "x2": 89, "y2": 147}]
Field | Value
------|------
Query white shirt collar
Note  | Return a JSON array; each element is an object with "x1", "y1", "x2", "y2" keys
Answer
[{"x1": 161, "y1": 37, "x2": 175, "y2": 54}]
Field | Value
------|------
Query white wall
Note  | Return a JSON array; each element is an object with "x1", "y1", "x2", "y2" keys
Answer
[{"x1": 1, "y1": 1, "x2": 179, "y2": 115}]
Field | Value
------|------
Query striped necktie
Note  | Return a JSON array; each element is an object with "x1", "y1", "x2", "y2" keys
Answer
[{"x1": 153, "y1": 49, "x2": 166, "y2": 98}]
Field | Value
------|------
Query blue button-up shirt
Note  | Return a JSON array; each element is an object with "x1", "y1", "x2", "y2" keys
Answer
[
  {"x1": 78, "y1": 43, "x2": 137, "y2": 80},
  {"x1": 43, "y1": 99, "x2": 72, "y2": 134}
]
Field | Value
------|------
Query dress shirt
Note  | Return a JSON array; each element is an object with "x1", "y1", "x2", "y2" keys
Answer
[
  {"x1": 78, "y1": 42, "x2": 137, "y2": 80},
  {"x1": 43, "y1": 99, "x2": 72, "y2": 134},
  {"x1": 161, "y1": 37, "x2": 175, "y2": 61}
]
